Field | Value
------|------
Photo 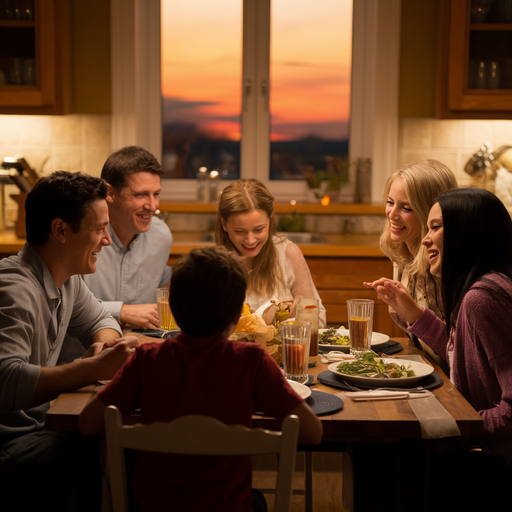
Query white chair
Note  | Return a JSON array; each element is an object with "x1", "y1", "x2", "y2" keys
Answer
[{"x1": 104, "y1": 405, "x2": 300, "y2": 512}]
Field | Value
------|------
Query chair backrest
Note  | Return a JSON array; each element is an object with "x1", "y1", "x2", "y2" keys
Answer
[{"x1": 104, "y1": 405, "x2": 299, "y2": 512}]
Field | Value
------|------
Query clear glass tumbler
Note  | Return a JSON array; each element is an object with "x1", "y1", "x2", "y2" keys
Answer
[
  {"x1": 280, "y1": 321, "x2": 311, "y2": 384},
  {"x1": 156, "y1": 287, "x2": 179, "y2": 330},
  {"x1": 346, "y1": 299, "x2": 374, "y2": 355},
  {"x1": 296, "y1": 297, "x2": 319, "y2": 358}
]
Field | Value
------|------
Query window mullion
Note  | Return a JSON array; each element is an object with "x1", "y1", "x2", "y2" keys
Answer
[{"x1": 253, "y1": 0, "x2": 271, "y2": 183}]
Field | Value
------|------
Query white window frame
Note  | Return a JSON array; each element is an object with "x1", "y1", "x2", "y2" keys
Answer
[{"x1": 110, "y1": 0, "x2": 401, "y2": 203}]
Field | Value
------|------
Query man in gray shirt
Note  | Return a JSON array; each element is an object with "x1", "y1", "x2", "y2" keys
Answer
[
  {"x1": 0, "y1": 171, "x2": 139, "y2": 511},
  {"x1": 83, "y1": 146, "x2": 173, "y2": 329}
]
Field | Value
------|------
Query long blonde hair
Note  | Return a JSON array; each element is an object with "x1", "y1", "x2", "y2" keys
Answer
[
  {"x1": 380, "y1": 160, "x2": 458, "y2": 275},
  {"x1": 215, "y1": 179, "x2": 284, "y2": 298}
]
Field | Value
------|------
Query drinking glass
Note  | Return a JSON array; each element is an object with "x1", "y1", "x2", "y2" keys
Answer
[
  {"x1": 280, "y1": 321, "x2": 311, "y2": 384},
  {"x1": 295, "y1": 297, "x2": 319, "y2": 359},
  {"x1": 346, "y1": 299, "x2": 374, "y2": 355},
  {"x1": 156, "y1": 287, "x2": 179, "y2": 330}
]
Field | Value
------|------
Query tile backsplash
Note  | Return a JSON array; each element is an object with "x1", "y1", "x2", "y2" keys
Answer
[
  {"x1": 0, "y1": 114, "x2": 112, "y2": 224},
  {"x1": 3, "y1": 114, "x2": 509, "y2": 232},
  {"x1": 398, "y1": 117, "x2": 512, "y2": 187}
]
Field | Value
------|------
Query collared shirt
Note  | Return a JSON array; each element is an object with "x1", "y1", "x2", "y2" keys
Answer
[
  {"x1": 0, "y1": 243, "x2": 121, "y2": 438},
  {"x1": 83, "y1": 217, "x2": 173, "y2": 322}
]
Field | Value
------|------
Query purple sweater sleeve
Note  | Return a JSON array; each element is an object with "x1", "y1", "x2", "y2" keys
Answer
[
  {"x1": 462, "y1": 285, "x2": 512, "y2": 443},
  {"x1": 408, "y1": 307, "x2": 449, "y2": 361}
]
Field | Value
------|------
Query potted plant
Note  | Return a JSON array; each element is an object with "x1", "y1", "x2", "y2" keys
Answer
[
  {"x1": 304, "y1": 167, "x2": 326, "y2": 203},
  {"x1": 318, "y1": 156, "x2": 349, "y2": 202}
]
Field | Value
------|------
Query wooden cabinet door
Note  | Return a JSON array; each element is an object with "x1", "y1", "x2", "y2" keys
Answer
[
  {"x1": 440, "y1": 0, "x2": 512, "y2": 118},
  {"x1": 0, "y1": 0, "x2": 71, "y2": 114},
  {"x1": 306, "y1": 257, "x2": 404, "y2": 337}
]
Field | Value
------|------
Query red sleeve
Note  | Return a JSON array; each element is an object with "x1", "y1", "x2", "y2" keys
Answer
[{"x1": 97, "y1": 348, "x2": 142, "y2": 413}]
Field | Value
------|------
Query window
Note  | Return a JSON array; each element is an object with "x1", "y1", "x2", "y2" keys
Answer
[
  {"x1": 110, "y1": 0, "x2": 401, "y2": 203},
  {"x1": 161, "y1": 0, "x2": 352, "y2": 186}
]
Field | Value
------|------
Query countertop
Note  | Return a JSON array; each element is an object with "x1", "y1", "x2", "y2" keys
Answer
[
  {"x1": 0, "y1": 231, "x2": 385, "y2": 258},
  {"x1": 170, "y1": 232, "x2": 384, "y2": 258}
]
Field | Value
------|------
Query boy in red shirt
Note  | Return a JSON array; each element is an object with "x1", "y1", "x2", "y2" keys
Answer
[{"x1": 80, "y1": 246, "x2": 322, "y2": 511}]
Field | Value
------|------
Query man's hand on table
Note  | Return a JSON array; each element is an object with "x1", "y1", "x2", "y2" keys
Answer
[
  {"x1": 120, "y1": 303, "x2": 160, "y2": 329},
  {"x1": 85, "y1": 336, "x2": 139, "y2": 380}
]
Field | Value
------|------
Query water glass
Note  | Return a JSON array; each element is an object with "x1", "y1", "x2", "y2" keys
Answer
[
  {"x1": 346, "y1": 299, "x2": 374, "y2": 355},
  {"x1": 280, "y1": 321, "x2": 311, "y2": 384},
  {"x1": 295, "y1": 297, "x2": 319, "y2": 358},
  {"x1": 156, "y1": 287, "x2": 179, "y2": 330}
]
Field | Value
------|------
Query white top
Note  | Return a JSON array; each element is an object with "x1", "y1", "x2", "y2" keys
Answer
[{"x1": 245, "y1": 236, "x2": 327, "y2": 328}]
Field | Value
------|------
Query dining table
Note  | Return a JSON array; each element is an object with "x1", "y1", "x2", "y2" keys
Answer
[{"x1": 45, "y1": 332, "x2": 484, "y2": 512}]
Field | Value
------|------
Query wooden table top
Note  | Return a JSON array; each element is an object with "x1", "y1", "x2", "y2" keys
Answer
[{"x1": 45, "y1": 334, "x2": 484, "y2": 443}]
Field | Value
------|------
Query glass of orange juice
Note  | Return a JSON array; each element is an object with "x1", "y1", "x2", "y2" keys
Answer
[{"x1": 156, "y1": 287, "x2": 179, "y2": 330}]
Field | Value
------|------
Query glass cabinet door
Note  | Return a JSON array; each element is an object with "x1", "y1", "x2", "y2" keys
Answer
[{"x1": 442, "y1": 0, "x2": 512, "y2": 116}]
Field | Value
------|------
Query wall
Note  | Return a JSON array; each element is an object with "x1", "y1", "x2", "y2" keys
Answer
[
  {"x1": 0, "y1": 114, "x2": 111, "y2": 224},
  {"x1": 398, "y1": 118, "x2": 512, "y2": 186},
  {"x1": 398, "y1": 0, "x2": 512, "y2": 185}
]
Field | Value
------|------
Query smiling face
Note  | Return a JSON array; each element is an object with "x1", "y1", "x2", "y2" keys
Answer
[
  {"x1": 67, "y1": 199, "x2": 112, "y2": 276},
  {"x1": 385, "y1": 177, "x2": 422, "y2": 253},
  {"x1": 221, "y1": 209, "x2": 270, "y2": 260},
  {"x1": 422, "y1": 202, "x2": 444, "y2": 277},
  {"x1": 107, "y1": 172, "x2": 161, "y2": 247}
]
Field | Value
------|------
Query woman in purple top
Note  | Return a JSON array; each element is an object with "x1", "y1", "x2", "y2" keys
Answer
[{"x1": 366, "y1": 188, "x2": 512, "y2": 511}]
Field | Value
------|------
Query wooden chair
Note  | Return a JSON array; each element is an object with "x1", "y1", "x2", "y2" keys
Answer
[{"x1": 104, "y1": 405, "x2": 300, "y2": 512}]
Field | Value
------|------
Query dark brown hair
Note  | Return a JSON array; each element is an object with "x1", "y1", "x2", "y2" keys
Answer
[
  {"x1": 25, "y1": 171, "x2": 107, "y2": 246},
  {"x1": 101, "y1": 146, "x2": 163, "y2": 190},
  {"x1": 170, "y1": 246, "x2": 247, "y2": 336}
]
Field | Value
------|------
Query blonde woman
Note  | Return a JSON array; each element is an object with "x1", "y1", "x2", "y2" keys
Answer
[
  {"x1": 364, "y1": 160, "x2": 457, "y2": 369},
  {"x1": 215, "y1": 179, "x2": 327, "y2": 327}
]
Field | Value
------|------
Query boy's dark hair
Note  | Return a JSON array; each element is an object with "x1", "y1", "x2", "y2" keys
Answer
[
  {"x1": 101, "y1": 146, "x2": 164, "y2": 191},
  {"x1": 170, "y1": 246, "x2": 247, "y2": 337},
  {"x1": 25, "y1": 171, "x2": 108, "y2": 246}
]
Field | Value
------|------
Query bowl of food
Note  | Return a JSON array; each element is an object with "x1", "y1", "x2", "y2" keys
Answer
[
  {"x1": 319, "y1": 327, "x2": 389, "y2": 352},
  {"x1": 328, "y1": 352, "x2": 434, "y2": 387}
]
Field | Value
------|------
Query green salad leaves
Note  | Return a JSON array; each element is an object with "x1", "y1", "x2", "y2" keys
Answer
[
  {"x1": 319, "y1": 328, "x2": 349, "y2": 346},
  {"x1": 336, "y1": 351, "x2": 415, "y2": 379}
]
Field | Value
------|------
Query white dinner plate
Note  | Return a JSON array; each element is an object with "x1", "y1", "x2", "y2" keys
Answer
[
  {"x1": 327, "y1": 358, "x2": 434, "y2": 388},
  {"x1": 286, "y1": 379, "x2": 312, "y2": 399},
  {"x1": 318, "y1": 328, "x2": 390, "y2": 352}
]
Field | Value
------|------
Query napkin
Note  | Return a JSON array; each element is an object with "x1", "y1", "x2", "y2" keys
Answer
[
  {"x1": 345, "y1": 389, "x2": 433, "y2": 401},
  {"x1": 320, "y1": 351, "x2": 355, "y2": 363},
  {"x1": 347, "y1": 390, "x2": 409, "y2": 401}
]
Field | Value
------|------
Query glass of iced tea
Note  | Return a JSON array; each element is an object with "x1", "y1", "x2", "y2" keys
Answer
[
  {"x1": 280, "y1": 320, "x2": 311, "y2": 384},
  {"x1": 156, "y1": 287, "x2": 178, "y2": 330},
  {"x1": 346, "y1": 299, "x2": 374, "y2": 355}
]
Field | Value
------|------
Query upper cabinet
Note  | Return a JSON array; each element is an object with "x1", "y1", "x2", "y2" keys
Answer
[
  {"x1": 0, "y1": 0, "x2": 71, "y2": 114},
  {"x1": 439, "y1": 0, "x2": 512, "y2": 118}
]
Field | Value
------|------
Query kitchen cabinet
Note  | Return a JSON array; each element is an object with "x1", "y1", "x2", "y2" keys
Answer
[
  {"x1": 0, "y1": 0, "x2": 71, "y2": 114},
  {"x1": 439, "y1": 0, "x2": 512, "y2": 118}
]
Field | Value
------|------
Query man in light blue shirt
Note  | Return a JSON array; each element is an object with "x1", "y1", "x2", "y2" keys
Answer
[{"x1": 83, "y1": 146, "x2": 173, "y2": 329}]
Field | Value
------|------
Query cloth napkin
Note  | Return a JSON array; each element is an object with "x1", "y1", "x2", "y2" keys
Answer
[
  {"x1": 320, "y1": 351, "x2": 355, "y2": 364},
  {"x1": 343, "y1": 389, "x2": 433, "y2": 401}
]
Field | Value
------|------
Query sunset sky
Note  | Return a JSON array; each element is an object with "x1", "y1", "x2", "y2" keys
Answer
[{"x1": 161, "y1": 0, "x2": 352, "y2": 142}]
